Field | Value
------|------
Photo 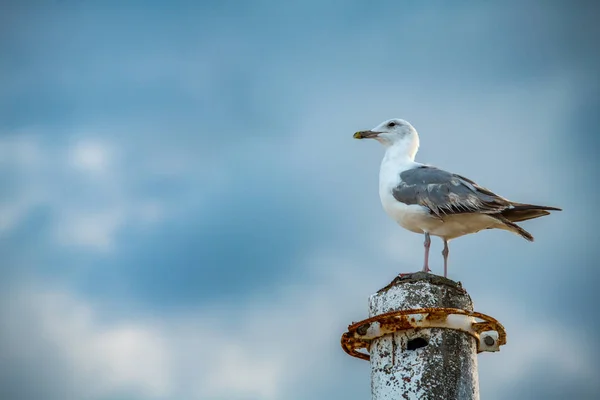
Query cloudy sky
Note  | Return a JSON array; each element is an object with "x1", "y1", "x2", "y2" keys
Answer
[{"x1": 1, "y1": 1, "x2": 599, "y2": 399}]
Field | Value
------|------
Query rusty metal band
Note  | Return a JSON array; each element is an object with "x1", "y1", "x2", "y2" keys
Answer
[{"x1": 341, "y1": 307, "x2": 507, "y2": 361}]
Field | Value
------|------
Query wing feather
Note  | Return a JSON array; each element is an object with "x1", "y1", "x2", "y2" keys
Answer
[{"x1": 393, "y1": 166, "x2": 511, "y2": 218}]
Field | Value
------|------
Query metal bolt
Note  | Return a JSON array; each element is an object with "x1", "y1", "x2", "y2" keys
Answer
[
  {"x1": 483, "y1": 335, "x2": 495, "y2": 346},
  {"x1": 357, "y1": 323, "x2": 370, "y2": 336}
]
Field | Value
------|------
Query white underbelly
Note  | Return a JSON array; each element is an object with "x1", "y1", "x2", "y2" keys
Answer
[{"x1": 429, "y1": 214, "x2": 500, "y2": 239}]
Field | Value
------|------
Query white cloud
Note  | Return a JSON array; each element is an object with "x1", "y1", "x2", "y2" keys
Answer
[
  {"x1": 68, "y1": 139, "x2": 112, "y2": 174},
  {"x1": 0, "y1": 135, "x2": 46, "y2": 231},
  {"x1": 83, "y1": 326, "x2": 171, "y2": 396},
  {"x1": 202, "y1": 343, "x2": 282, "y2": 400},
  {"x1": 0, "y1": 254, "x2": 372, "y2": 400},
  {"x1": 135, "y1": 200, "x2": 164, "y2": 224},
  {"x1": 0, "y1": 200, "x2": 29, "y2": 232},
  {"x1": 54, "y1": 208, "x2": 124, "y2": 251},
  {"x1": 0, "y1": 134, "x2": 43, "y2": 168},
  {"x1": 0, "y1": 134, "x2": 169, "y2": 251},
  {"x1": 478, "y1": 298, "x2": 598, "y2": 398},
  {"x1": 3, "y1": 290, "x2": 171, "y2": 399}
]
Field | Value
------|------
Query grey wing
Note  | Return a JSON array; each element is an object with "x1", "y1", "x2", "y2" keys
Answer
[{"x1": 393, "y1": 166, "x2": 512, "y2": 218}]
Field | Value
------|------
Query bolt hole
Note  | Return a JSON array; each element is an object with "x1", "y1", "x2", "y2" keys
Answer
[
  {"x1": 483, "y1": 335, "x2": 495, "y2": 346},
  {"x1": 407, "y1": 337, "x2": 428, "y2": 351}
]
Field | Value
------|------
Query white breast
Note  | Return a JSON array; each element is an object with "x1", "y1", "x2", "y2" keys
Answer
[{"x1": 378, "y1": 156, "x2": 433, "y2": 234}]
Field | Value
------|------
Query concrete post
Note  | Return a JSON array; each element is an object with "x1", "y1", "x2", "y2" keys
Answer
[{"x1": 369, "y1": 272, "x2": 479, "y2": 400}]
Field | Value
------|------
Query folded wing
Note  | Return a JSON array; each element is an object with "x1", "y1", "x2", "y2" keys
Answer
[{"x1": 393, "y1": 166, "x2": 512, "y2": 218}]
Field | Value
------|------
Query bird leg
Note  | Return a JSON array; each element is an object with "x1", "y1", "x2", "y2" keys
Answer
[
  {"x1": 422, "y1": 232, "x2": 431, "y2": 273},
  {"x1": 442, "y1": 239, "x2": 449, "y2": 278}
]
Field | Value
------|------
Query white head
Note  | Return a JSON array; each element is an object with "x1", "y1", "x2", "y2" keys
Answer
[{"x1": 354, "y1": 118, "x2": 420, "y2": 160}]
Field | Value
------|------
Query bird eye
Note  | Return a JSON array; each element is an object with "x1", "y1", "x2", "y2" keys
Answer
[{"x1": 387, "y1": 122, "x2": 396, "y2": 128}]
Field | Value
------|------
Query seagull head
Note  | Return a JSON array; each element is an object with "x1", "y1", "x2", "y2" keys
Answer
[{"x1": 354, "y1": 118, "x2": 420, "y2": 159}]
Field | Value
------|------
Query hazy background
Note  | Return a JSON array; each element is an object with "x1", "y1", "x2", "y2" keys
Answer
[{"x1": 1, "y1": 1, "x2": 599, "y2": 399}]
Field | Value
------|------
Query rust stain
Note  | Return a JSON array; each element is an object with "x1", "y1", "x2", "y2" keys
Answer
[{"x1": 341, "y1": 306, "x2": 507, "y2": 361}]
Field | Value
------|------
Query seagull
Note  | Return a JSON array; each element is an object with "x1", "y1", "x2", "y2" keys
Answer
[{"x1": 353, "y1": 118, "x2": 561, "y2": 278}]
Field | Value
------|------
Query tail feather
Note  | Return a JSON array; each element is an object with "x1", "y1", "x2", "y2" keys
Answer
[
  {"x1": 501, "y1": 203, "x2": 562, "y2": 223},
  {"x1": 493, "y1": 215, "x2": 534, "y2": 242}
]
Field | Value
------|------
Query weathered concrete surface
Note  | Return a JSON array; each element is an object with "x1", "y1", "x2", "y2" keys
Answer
[{"x1": 369, "y1": 272, "x2": 479, "y2": 400}]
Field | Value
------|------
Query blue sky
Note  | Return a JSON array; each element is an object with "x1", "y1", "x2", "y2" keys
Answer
[{"x1": 1, "y1": 1, "x2": 600, "y2": 399}]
